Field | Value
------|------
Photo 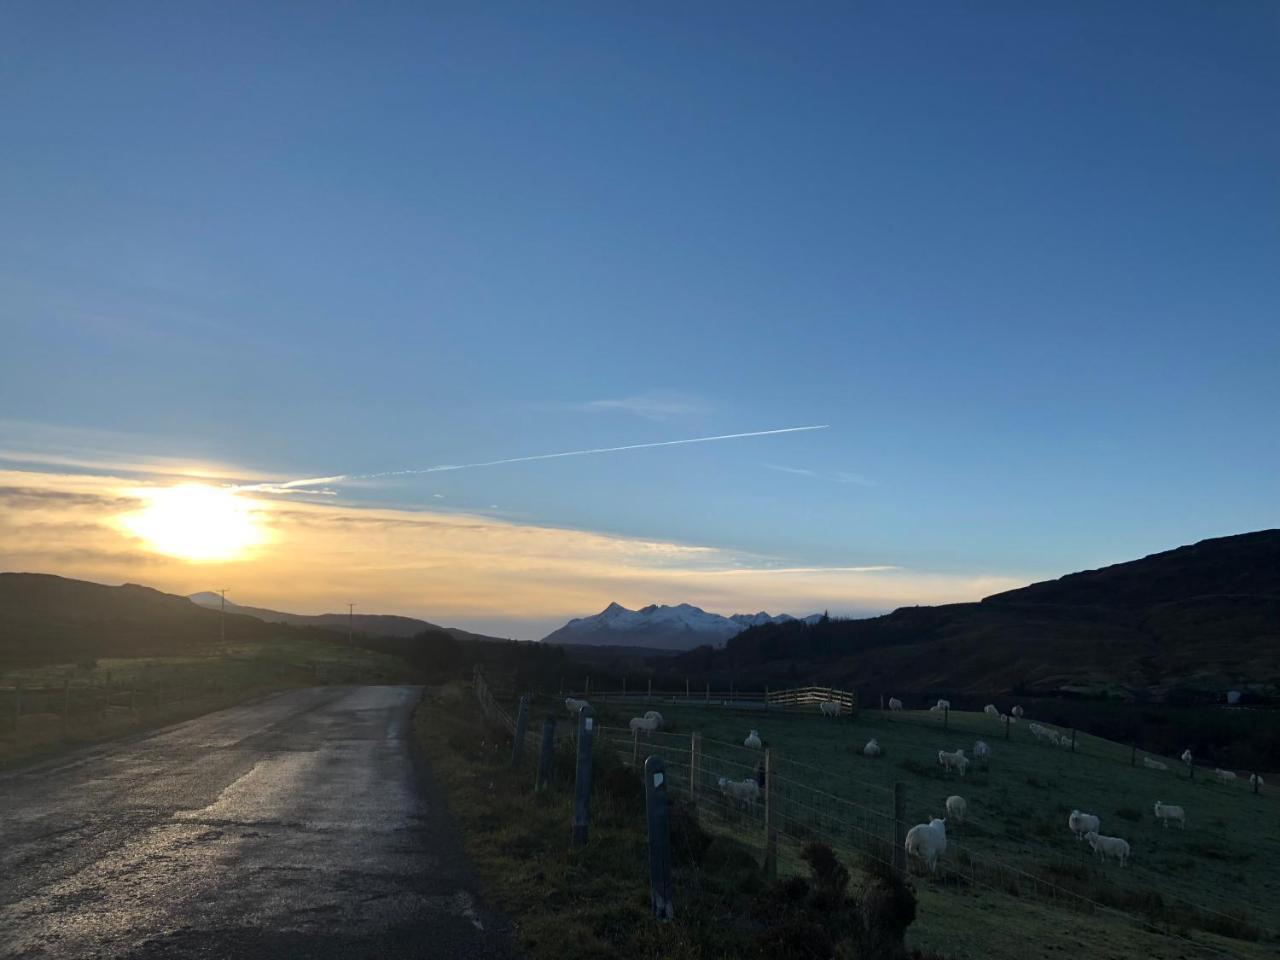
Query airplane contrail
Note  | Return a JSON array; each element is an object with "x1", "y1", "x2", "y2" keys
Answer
[{"x1": 239, "y1": 425, "x2": 829, "y2": 492}]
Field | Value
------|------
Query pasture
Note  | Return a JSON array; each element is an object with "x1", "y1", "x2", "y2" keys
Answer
[{"x1": 584, "y1": 696, "x2": 1279, "y2": 958}]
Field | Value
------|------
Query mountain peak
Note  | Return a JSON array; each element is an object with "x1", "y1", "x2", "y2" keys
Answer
[{"x1": 544, "y1": 602, "x2": 813, "y2": 651}]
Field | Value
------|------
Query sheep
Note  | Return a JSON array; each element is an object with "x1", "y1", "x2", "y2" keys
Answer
[
  {"x1": 819, "y1": 700, "x2": 841, "y2": 718},
  {"x1": 1011, "y1": 705, "x2": 1024, "y2": 718},
  {"x1": 1214, "y1": 769, "x2": 1237, "y2": 784},
  {"x1": 863, "y1": 738, "x2": 882, "y2": 758},
  {"x1": 1250, "y1": 773, "x2": 1264, "y2": 790},
  {"x1": 1068, "y1": 809, "x2": 1100, "y2": 840},
  {"x1": 564, "y1": 697, "x2": 590, "y2": 716},
  {"x1": 904, "y1": 818, "x2": 947, "y2": 873},
  {"x1": 983, "y1": 704, "x2": 999, "y2": 718},
  {"x1": 928, "y1": 703, "x2": 945, "y2": 714},
  {"x1": 1153, "y1": 801, "x2": 1186, "y2": 829},
  {"x1": 945, "y1": 795, "x2": 967, "y2": 823},
  {"x1": 937, "y1": 749, "x2": 969, "y2": 776},
  {"x1": 888, "y1": 697, "x2": 904, "y2": 711},
  {"x1": 1084, "y1": 831, "x2": 1130, "y2": 867},
  {"x1": 643, "y1": 710, "x2": 664, "y2": 728},
  {"x1": 744, "y1": 729, "x2": 762, "y2": 750},
  {"x1": 1059, "y1": 736, "x2": 1073, "y2": 750},
  {"x1": 629, "y1": 715, "x2": 659, "y2": 736},
  {"x1": 718, "y1": 776, "x2": 760, "y2": 808},
  {"x1": 936, "y1": 699, "x2": 951, "y2": 711},
  {"x1": 1142, "y1": 756, "x2": 1168, "y2": 771},
  {"x1": 973, "y1": 740, "x2": 991, "y2": 764},
  {"x1": 1181, "y1": 748, "x2": 1193, "y2": 766}
]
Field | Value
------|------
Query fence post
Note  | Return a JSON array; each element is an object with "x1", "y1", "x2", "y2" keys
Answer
[
  {"x1": 690, "y1": 732, "x2": 701, "y2": 806},
  {"x1": 943, "y1": 705, "x2": 949, "y2": 731},
  {"x1": 536, "y1": 717, "x2": 556, "y2": 790},
  {"x1": 571, "y1": 706, "x2": 595, "y2": 846},
  {"x1": 632, "y1": 726, "x2": 640, "y2": 768},
  {"x1": 879, "y1": 694, "x2": 884, "y2": 712},
  {"x1": 511, "y1": 695, "x2": 529, "y2": 768},
  {"x1": 622, "y1": 676, "x2": 627, "y2": 699},
  {"x1": 765, "y1": 685, "x2": 769, "y2": 711},
  {"x1": 705, "y1": 681, "x2": 709, "y2": 703},
  {"x1": 1254, "y1": 774, "x2": 1260, "y2": 795},
  {"x1": 585, "y1": 675, "x2": 591, "y2": 696},
  {"x1": 645, "y1": 755, "x2": 675, "y2": 921},
  {"x1": 648, "y1": 677, "x2": 652, "y2": 702},
  {"x1": 1004, "y1": 713, "x2": 1011, "y2": 740},
  {"x1": 685, "y1": 677, "x2": 689, "y2": 700},
  {"x1": 763, "y1": 748, "x2": 777, "y2": 880},
  {"x1": 893, "y1": 781, "x2": 907, "y2": 875},
  {"x1": 1070, "y1": 729, "x2": 1077, "y2": 753}
]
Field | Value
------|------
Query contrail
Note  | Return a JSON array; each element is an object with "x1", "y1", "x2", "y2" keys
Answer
[{"x1": 240, "y1": 425, "x2": 828, "y2": 492}]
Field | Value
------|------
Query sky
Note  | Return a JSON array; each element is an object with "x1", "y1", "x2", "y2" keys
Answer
[{"x1": 1, "y1": 2, "x2": 1277, "y2": 639}]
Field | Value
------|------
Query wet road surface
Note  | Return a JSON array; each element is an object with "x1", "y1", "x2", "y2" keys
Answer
[{"x1": 0, "y1": 685, "x2": 518, "y2": 959}]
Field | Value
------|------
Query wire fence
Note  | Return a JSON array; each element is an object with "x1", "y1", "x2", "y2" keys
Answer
[{"x1": 473, "y1": 672, "x2": 1267, "y2": 956}]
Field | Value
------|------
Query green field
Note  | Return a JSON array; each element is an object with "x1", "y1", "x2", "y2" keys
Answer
[
  {"x1": 0, "y1": 635, "x2": 418, "y2": 767},
  {"x1": 576, "y1": 696, "x2": 1278, "y2": 959}
]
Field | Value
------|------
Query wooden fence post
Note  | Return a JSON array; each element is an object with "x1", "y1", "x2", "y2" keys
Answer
[
  {"x1": 645, "y1": 755, "x2": 675, "y2": 920},
  {"x1": 632, "y1": 727, "x2": 640, "y2": 768},
  {"x1": 511, "y1": 695, "x2": 529, "y2": 768},
  {"x1": 1070, "y1": 729, "x2": 1077, "y2": 753},
  {"x1": 648, "y1": 677, "x2": 652, "y2": 702},
  {"x1": 763, "y1": 748, "x2": 777, "y2": 880},
  {"x1": 622, "y1": 676, "x2": 627, "y2": 698},
  {"x1": 893, "y1": 781, "x2": 907, "y2": 875},
  {"x1": 1005, "y1": 713, "x2": 1011, "y2": 740},
  {"x1": 571, "y1": 706, "x2": 595, "y2": 846},
  {"x1": 690, "y1": 732, "x2": 701, "y2": 806},
  {"x1": 585, "y1": 675, "x2": 591, "y2": 696},
  {"x1": 705, "y1": 681, "x2": 709, "y2": 703},
  {"x1": 943, "y1": 705, "x2": 949, "y2": 731},
  {"x1": 685, "y1": 677, "x2": 689, "y2": 700},
  {"x1": 536, "y1": 717, "x2": 556, "y2": 790}
]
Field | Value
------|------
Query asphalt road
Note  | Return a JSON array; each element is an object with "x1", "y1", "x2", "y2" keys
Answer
[{"x1": 0, "y1": 685, "x2": 518, "y2": 959}]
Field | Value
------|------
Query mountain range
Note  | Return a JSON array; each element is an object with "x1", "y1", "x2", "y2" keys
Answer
[
  {"x1": 541, "y1": 601, "x2": 821, "y2": 651},
  {"x1": 188, "y1": 593, "x2": 502, "y2": 644},
  {"x1": 668, "y1": 530, "x2": 1280, "y2": 701}
]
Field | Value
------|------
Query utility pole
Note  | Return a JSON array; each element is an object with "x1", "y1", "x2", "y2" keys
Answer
[
  {"x1": 347, "y1": 602, "x2": 356, "y2": 647},
  {"x1": 218, "y1": 589, "x2": 229, "y2": 652}
]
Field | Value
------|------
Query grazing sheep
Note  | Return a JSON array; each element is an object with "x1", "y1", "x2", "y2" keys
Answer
[
  {"x1": 973, "y1": 740, "x2": 991, "y2": 764},
  {"x1": 819, "y1": 700, "x2": 841, "y2": 718},
  {"x1": 1059, "y1": 736, "x2": 1073, "y2": 750},
  {"x1": 983, "y1": 704, "x2": 999, "y2": 718},
  {"x1": 718, "y1": 776, "x2": 761, "y2": 808},
  {"x1": 1011, "y1": 705, "x2": 1024, "y2": 718},
  {"x1": 629, "y1": 715, "x2": 659, "y2": 736},
  {"x1": 1214, "y1": 769, "x2": 1237, "y2": 783},
  {"x1": 744, "y1": 729, "x2": 762, "y2": 750},
  {"x1": 643, "y1": 710, "x2": 664, "y2": 728},
  {"x1": 945, "y1": 795, "x2": 967, "y2": 823},
  {"x1": 888, "y1": 697, "x2": 904, "y2": 711},
  {"x1": 904, "y1": 818, "x2": 947, "y2": 873},
  {"x1": 928, "y1": 703, "x2": 945, "y2": 714},
  {"x1": 1181, "y1": 748, "x2": 1193, "y2": 766},
  {"x1": 1084, "y1": 831, "x2": 1130, "y2": 867},
  {"x1": 1142, "y1": 756, "x2": 1168, "y2": 771},
  {"x1": 1153, "y1": 801, "x2": 1186, "y2": 829},
  {"x1": 565, "y1": 697, "x2": 590, "y2": 716},
  {"x1": 937, "y1": 749, "x2": 969, "y2": 776},
  {"x1": 1249, "y1": 773, "x2": 1264, "y2": 790},
  {"x1": 863, "y1": 738, "x2": 882, "y2": 757},
  {"x1": 1068, "y1": 810, "x2": 1100, "y2": 840}
]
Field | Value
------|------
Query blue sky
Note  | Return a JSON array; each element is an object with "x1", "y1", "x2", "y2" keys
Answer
[{"x1": 1, "y1": 2, "x2": 1277, "y2": 632}]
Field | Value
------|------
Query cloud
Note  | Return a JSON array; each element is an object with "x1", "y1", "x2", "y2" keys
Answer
[
  {"x1": 0, "y1": 466, "x2": 1035, "y2": 640},
  {"x1": 553, "y1": 391, "x2": 709, "y2": 420},
  {"x1": 763, "y1": 463, "x2": 877, "y2": 487}
]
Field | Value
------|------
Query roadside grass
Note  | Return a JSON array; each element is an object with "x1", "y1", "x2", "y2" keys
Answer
[
  {"x1": 0, "y1": 635, "x2": 417, "y2": 768},
  {"x1": 580, "y1": 698, "x2": 1279, "y2": 957}
]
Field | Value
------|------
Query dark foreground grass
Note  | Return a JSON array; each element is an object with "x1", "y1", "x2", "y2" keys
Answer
[{"x1": 415, "y1": 685, "x2": 949, "y2": 960}]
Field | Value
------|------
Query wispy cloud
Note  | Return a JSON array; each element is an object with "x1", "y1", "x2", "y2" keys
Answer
[
  {"x1": 763, "y1": 463, "x2": 877, "y2": 487},
  {"x1": 552, "y1": 391, "x2": 709, "y2": 421}
]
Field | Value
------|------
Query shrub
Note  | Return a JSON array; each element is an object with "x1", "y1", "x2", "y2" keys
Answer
[{"x1": 802, "y1": 842, "x2": 850, "y2": 907}]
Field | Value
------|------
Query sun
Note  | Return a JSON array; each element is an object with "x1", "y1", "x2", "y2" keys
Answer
[{"x1": 121, "y1": 483, "x2": 266, "y2": 562}]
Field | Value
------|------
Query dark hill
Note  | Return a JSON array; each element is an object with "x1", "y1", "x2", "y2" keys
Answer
[{"x1": 668, "y1": 531, "x2": 1280, "y2": 702}]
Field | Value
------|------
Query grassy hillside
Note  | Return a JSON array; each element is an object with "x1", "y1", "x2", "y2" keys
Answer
[
  {"x1": 671, "y1": 530, "x2": 1280, "y2": 701},
  {"x1": 580, "y1": 697, "x2": 1279, "y2": 957}
]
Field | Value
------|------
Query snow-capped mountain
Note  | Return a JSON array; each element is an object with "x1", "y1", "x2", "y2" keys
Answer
[{"x1": 541, "y1": 602, "x2": 821, "y2": 651}]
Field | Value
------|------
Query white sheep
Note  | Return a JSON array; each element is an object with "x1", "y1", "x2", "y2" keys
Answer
[
  {"x1": 1059, "y1": 736, "x2": 1073, "y2": 749},
  {"x1": 1181, "y1": 748, "x2": 1193, "y2": 766},
  {"x1": 1214, "y1": 768, "x2": 1237, "y2": 784},
  {"x1": 1142, "y1": 756, "x2": 1168, "y2": 771},
  {"x1": 973, "y1": 740, "x2": 990, "y2": 764},
  {"x1": 1250, "y1": 773, "x2": 1264, "y2": 790},
  {"x1": 904, "y1": 818, "x2": 947, "y2": 873},
  {"x1": 863, "y1": 738, "x2": 882, "y2": 757},
  {"x1": 819, "y1": 700, "x2": 841, "y2": 718},
  {"x1": 936, "y1": 699, "x2": 951, "y2": 711},
  {"x1": 643, "y1": 710, "x2": 664, "y2": 728},
  {"x1": 744, "y1": 729, "x2": 762, "y2": 750},
  {"x1": 1084, "y1": 831, "x2": 1130, "y2": 867},
  {"x1": 1068, "y1": 809, "x2": 1100, "y2": 840},
  {"x1": 1011, "y1": 705, "x2": 1024, "y2": 718},
  {"x1": 945, "y1": 795, "x2": 967, "y2": 823},
  {"x1": 937, "y1": 749, "x2": 969, "y2": 776},
  {"x1": 888, "y1": 697, "x2": 903, "y2": 711},
  {"x1": 629, "y1": 715, "x2": 659, "y2": 736},
  {"x1": 1153, "y1": 800, "x2": 1186, "y2": 829},
  {"x1": 718, "y1": 776, "x2": 760, "y2": 808},
  {"x1": 983, "y1": 704, "x2": 999, "y2": 718},
  {"x1": 565, "y1": 697, "x2": 590, "y2": 716}
]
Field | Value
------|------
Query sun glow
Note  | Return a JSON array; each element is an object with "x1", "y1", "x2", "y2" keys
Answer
[{"x1": 121, "y1": 483, "x2": 266, "y2": 562}]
